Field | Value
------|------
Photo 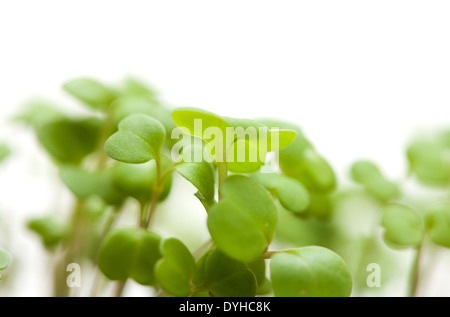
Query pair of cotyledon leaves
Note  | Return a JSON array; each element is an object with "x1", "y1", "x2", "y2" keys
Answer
[
  {"x1": 381, "y1": 203, "x2": 450, "y2": 249},
  {"x1": 350, "y1": 160, "x2": 400, "y2": 202},
  {"x1": 60, "y1": 159, "x2": 173, "y2": 206},
  {"x1": 98, "y1": 228, "x2": 352, "y2": 297}
]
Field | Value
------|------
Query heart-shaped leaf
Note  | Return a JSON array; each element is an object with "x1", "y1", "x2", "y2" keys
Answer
[
  {"x1": 251, "y1": 172, "x2": 310, "y2": 214},
  {"x1": 381, "y1": 204, "x2": 424, "y2": 248},
  {"x1": 350, "y1": 160, "x2": 399, "y2": 202},
  {"x1": 207, "y1": 175, "x2": 277, "y2": 262},
  {"x1": 155, "y1": 238, "x2": 196, "y2": 296},
  {"x1": 105, "y1": 114, "x2": 166, "y2": 163},
  {"x1": 172, "y1": 108, "x2": 296, "y2": 170},
  {"x1": 36, "y1": 117, "x2": 102, "y2": 165},
  {"x1": 350, "y1": 160, "x2": 383, "y2": 184},
  {"x1": 98, "y1": 228, "x2": 162, "y2": 285},
  {"x1": 270, "y1": 246, "x2": 352, "y2": 297},
  {"x1": 193, "y1": 249, "x2": 257, "y2": 297},
  {"x1": 27, "y1": 216, "x2": 67, "y2": 249},
  {"x1": 63, "y1": 78, "x2": 117, "y2": 110},
  {"x1": 425, "y1": 204, "x2": 450, "y2": 248}
]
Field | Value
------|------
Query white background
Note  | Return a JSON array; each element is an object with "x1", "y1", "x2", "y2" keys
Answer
[{"x1": 0, "y1": 1, "x2": 450, "y2": 296}]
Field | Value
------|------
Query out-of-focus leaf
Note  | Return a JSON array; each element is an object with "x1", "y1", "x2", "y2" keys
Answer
[
  {"x1": 381, "y1": 204, "x2": 424, "y2": 248},
  {"x1": 63, "y1": 78, "x2": 117, "y2": 110}
]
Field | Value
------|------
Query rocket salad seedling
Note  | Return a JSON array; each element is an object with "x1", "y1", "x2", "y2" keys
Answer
[{"x1": 13, "y1": 76, "x2": 450, "y2": 298}]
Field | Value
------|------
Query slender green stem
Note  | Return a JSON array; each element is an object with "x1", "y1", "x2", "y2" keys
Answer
[
  {"x1": 217, "y1": 161, "x2": 228, "y2": 201},
  {"x1": 114, "y1": 280, "x2": 128, "y2": 297},
  {"x1": 408, "y1": 241, "x2": 424, "y2": 297},
  {"x1": 53, "y1": 199, "x2": 85, "y2": 297}
]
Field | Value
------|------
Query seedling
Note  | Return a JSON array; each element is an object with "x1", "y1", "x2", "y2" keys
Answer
[{"x1": 10, "y1": 77, "x2": 450, "y2": 297}]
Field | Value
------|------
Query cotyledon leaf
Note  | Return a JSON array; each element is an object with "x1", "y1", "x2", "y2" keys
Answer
[
  {"x1": 193, "y1": 249, "x2": 257, "y2": 297},
  {"x1": 251, "y1": 172, "x2": 310, "y2": 214},
  {"x1": 105, "y1": 114, "x2": 166, "y2": 164},
  {"x1": 207, "y1": 175, "x2": 277, "y2": 262},
  {"x1": 270, "y1": 246, "x2": 352, "y2": 297},
  {"x1": 63, "y1": 77, "x2": 117, "y2": 110},
  {"x1": 425, "y1": 204, "x2": 450, "y2": 248},
  {"x1": 381, "y1": 204, "x2": 424, "y2": 248},
  {"x1": 154, "y1": 238, "x2": 196, "y2": 297},
  {"x1": 98, "y1": 228, "x2": 162, "y2": 285}
]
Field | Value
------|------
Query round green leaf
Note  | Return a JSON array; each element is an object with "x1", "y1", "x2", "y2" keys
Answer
[
  {"x1": 365, "y1": 177, "x2": 399, "y2": 202},
  {"x1": 252, "y1": 172, "x2": 310, "y2": 214},
  {"x1": 36, "y1": 117, "x2": 102, "y2": 165},
  {"x1": 105, "y1": 114, "x2": 166, "y2": 164},
  {"x1": 194, "y1": 249, "x2": 257, "y2": 297},
  {"x1": 425, "y1": 204, "x2": 450, "y2": 248},
  {"x1": 407, "y1": 141, "x2": 450, "y2": 187},
  {"x1": 0, "y1": 249, "x2": 11, "y2": 271},
  {"x1": 27, "y1": 217, "x2": 67, "y2": 249},
  {"x1": 155, "y1": 238, "x2": 196, "y2": 297},
  {"x1": 350, "y1": 160, "x2": 382, "y2": 184},
  {"x1": 109, "y1": 95, "x2": 176, "y2": 146},
  {"x1": 270, "y1": 246, "x2": 352, "y2": 297},
  {"x1": 130, "y1": 231, "x2": 162, "y2": 285},
  {"x1": 381, "y1": 204, "x2": 424, "y2": 247},
  {"x1": 98, "y1": 228, "x2": 162, "y2": 285},
  {"x1": 63, "y1": 78, "x2": 117, "y2": 110},
  {"x1": 207, "y1": 175, "x2": 277, "y2": 262}
]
